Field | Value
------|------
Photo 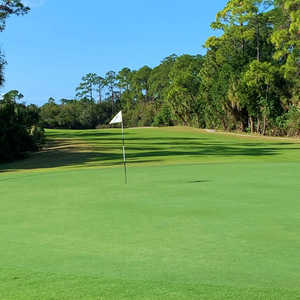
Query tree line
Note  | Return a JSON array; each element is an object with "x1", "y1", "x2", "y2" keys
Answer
[
  {"x1": 1, "y1": 0, "x2": 300, "y2": 162},
  {"x1": 40, "y1": 0, "x2": 299, "y2": 135}
]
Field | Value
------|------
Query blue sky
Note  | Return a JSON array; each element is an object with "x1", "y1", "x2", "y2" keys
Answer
[{"x1": 1, "y1": 0, "x2": 227, "y2": 105}]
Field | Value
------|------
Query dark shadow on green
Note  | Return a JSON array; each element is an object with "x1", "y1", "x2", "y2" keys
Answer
[
  {"x1": 188, "y1": 180, "x2": 211, "y2": 183},
  {"x1": 1, "y1": 133, "x2": 299, "y2": 173}
]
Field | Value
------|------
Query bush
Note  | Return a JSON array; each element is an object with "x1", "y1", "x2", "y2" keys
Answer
[
  {"x1": 152, "y1": 103, "x2": 174, "y2": 126},
  {"x1": 0, "y1": 90, "x2": 45, "y2": 162},
  {"x1": 287, "y1": 108, "x2": 300, "y2": 136},
  {"x1": 30, "y1": 126, "x2": 45, "y2": 150}
]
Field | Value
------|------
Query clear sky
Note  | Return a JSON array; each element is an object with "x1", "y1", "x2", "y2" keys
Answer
[{"x1": 1, "y1": 0, "x2": 227, "y2": 105}]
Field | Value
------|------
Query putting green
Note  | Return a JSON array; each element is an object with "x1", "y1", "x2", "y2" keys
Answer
[{"x1": 1, "y1": 127, "x2": 300, "y2": 299}]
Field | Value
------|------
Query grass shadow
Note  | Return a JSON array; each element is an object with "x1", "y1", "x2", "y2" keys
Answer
[
  {"x1": 188, "y1": 180, "x2": 211, "y2": 184},
  {"x1": 1, "y1": 129, "x2": 300, "y2": 172}
]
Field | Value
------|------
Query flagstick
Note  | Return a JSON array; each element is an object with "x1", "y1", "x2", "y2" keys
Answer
[{"x1": 121, "y1": 121, "x2": 128, "y2": 184}]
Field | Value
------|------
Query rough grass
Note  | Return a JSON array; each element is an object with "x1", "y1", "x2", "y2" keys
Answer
[{"x1": 0, "y1": 127, "x2": 300, "y2": 299}]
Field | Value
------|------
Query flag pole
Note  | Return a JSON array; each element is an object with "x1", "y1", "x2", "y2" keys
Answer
[
  {"x1": 121, "y1": 120, "x2": 128, "y2": 184},
  {"x1": 110, "y1": 111, "x2": 127, "y2": 184}
]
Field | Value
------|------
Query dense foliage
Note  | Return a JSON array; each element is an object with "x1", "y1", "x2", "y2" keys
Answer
[
  {"x1": 0, "y1": 91, "x2": 44, "y2": 161},
  {"x1": 39, "y1": 0, "x2": 299, "y2": 135},
  {"x1": 40, "y1": 97, "x2": 118, "y2": 129}
]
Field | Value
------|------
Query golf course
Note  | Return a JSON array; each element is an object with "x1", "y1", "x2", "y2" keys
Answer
[{"x1": 1, "y1": 126, "x2": 300, "y2": 299}]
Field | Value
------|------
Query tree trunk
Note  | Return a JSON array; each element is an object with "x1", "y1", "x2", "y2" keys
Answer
[
  {"x1": 111, "y1": 90, "x2": 114, "y2": 115},
  {"x1": 171, "y1": 102, "x2": 188, "y2": 126},
  {"x1": 221, "y1": 119, "x2": 226, "y2": 131},
  {"x1": 177, "y1": 112, "x2": 188, "y2": 126},
  {"x1": 263, "y1": 115, "x2": 267, "y2": 135},
  {"x1": 256, "y1": 17, "x2": 260, "y2": 62},
  {"x1": 240, "y1": 121, "x2": 244, "y2": 132},
  {"x1": 240, "y1": 22, "x2": 245, "y2": 58},
  {"x1": 263, "y1": 83, "x2": 269, "y2": 135},
  {"x1": 250, "y1": 116, "x2": 254, "y2": 133},
  {"x1": 257, "y1": 117, "x2": 261, "y2": 134},
  {"x1": 98, "y1": 84, "x2": 102, "y2": 103}
]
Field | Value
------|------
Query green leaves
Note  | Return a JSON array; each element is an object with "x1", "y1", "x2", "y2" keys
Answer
[
  {"x1": 0, "y1": 1, "x2": 30, "y2": 86},
  {"x1": 0, "y1": 0, "x2": 30, "y2": 32},
  {"x1": 0, "y1": 90, "x2": 43, "y2": 162},
  {"x1": 167, "y1": 55, "x2": 203, "y2": 126},
  {"x1": 244, "y1": 60, "x2": 276, "y2": 87},
  {"x1": 271, "y1": 0, "x2": 300, "y2": 80},
  {"x1": 76, "y1": 73, "x2": 104, "y2": 102}
]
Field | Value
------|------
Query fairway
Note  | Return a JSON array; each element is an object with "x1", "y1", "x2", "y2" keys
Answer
[{"x1": 1, "y1": 127, "x2": 300, "y2": 299}]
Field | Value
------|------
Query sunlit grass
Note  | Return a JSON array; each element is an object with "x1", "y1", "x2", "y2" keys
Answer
[{"x1": 0, "y1": 127, "x2": 300, "y2": 299}]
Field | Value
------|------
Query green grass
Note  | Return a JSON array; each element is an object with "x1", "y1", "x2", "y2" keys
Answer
[{"x1": 1, "y1": 127, "x2": 300, "y2": 299}]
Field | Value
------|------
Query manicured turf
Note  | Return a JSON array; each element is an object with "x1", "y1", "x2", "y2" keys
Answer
[{"x1": 1, "y1": 127, "x2": 300, "y2": 299}]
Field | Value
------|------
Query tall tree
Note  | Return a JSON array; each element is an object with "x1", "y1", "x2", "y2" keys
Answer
[
  {"x1": 117, "y1": 68, "x2": 134, "y2": 112},
  {"x1": 95, "y1": 75, "x2": 104, "y2": 103},
  {"x1": 131, "y1": 66, "x2": 152, "y2": 102},
  {"x1": 167, "y1": 55, "x2": 203, "y2": 126},
  {"x1": 242, "y1": 60, "x2": 280, "y2": 134},
  {"x1": 75, "y1": 73, "x2": 99, "y2": 102},
  {"x1": 211, "y1": 0, "x2": 273, "y2": 62},
  {"x1": 149, "y1": 54, "x2": 176, "y2": 104},
  {"x1": 271, "y1": 0, "x2": 300, "y2": 104},
  {"x1": 104, "y1": 71, "x2": 117, "y2": 114},
  {"x1": 117, "y1": 67, "x2": 132, "y2": 92}
]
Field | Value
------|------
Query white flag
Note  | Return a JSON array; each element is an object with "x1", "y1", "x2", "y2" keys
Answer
[{"x1": 110, "y1": 111, "x2": 122, "y2": 124}]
